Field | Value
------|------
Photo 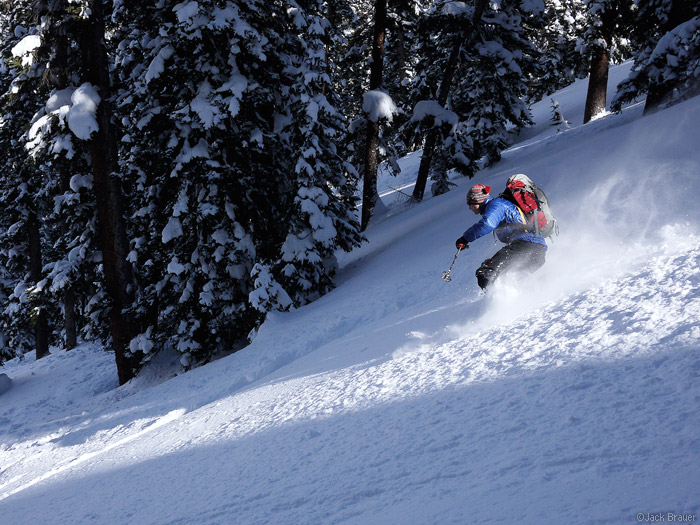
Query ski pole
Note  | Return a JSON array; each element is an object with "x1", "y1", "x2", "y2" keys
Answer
[{"x1": 442, "y1": 245, "x2": 463, "y2": 282}]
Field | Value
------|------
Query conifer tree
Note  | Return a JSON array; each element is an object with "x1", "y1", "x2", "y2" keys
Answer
[
  {"x1": 411, "y1": 0, "x2": 541, "y2": 198},
  {"x1": 20, "y1": 0, "x2": 142, "y2": 382},
  {"x1": 261, "y1": 2, "x2": 363, "y2": 307},
  {"x1": 113, "y1": 0, "x2": 267, "y2": 367},
  {"x1": 550, "y1": 97, "x2": 571, "y2": 131},
  {"x1": 410, "y1": 0, "x2": 489, "y2": 201},
  {"x1": 0, "y1": 1, "x2": 52, "y2": 361},
  {"x1": 528, "y1": 0, "x2": 588, "y2": 101},
  {"x1": 26, "y1": 0, "x2": 103, "y2": 353},
  {"x1": 385, "y1": 0, "x2": 428, "y2": 154},
  {"x1": 0, "y1": 266, "x2": 8, "y2": 362},
  {"x1": 335, "y1": 0, "x2": 427, "y2": 226},
  {"x1": 81, "y1": 0, "x2": 142, "y2": 383},
  {"x1": 611, "y1": 1, "x2": 699, "y2": 115},
  {"x1": 114, "y1": 1, "x2": 361, "y2": 368}
]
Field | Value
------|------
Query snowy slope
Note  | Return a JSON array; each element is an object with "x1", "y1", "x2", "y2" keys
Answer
[{"x1": 1, "y1": 64, "x2": 700, "y2": 524}]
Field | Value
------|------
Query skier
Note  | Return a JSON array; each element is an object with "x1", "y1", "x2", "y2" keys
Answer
[{"x1": 455, "y1": 183, "x2": 547, "y2": 289}]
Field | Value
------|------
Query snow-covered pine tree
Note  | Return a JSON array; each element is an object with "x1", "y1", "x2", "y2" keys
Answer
[
  {"x1": 454, "y1": 0, "x2": 544, "y2": 169},
  {"x1": 611, "y1": 1, "x2": 700, "y2": 115},
  {"x1": 384, "y1": 0, "x2": 428, "y2": 155},
  {"x1": 330, "y1": 0, "x2": 372, "y2": 114},
  {"x1": 528, "y1": 0, "x2": 588, "y2": 102},
  {"x1": 112, "y1": 0, "x2": 267, "y2": 367},
  {"x1": 334, "y1": 1, "x2": 427, "y2": 154},
  {"x1": 409, "y1": 0, "x2": 488, "y2": 200},
  {"x1": 0, "y1": 1, "x2": 52, "y2": 361},
  {"x1": 259, "y1": 1, "x2": 363, "y2": 307},
  {"x1": 22, "y1": 0, "x2": 143, "y2": 383},
  {"x1": 0, "y1": 3, "x2": 29, "y2": 363},
  {"x1": 334, "y1": 0, "x2": 426, "y2": 220},
  {"x1": 25, "y1": 0, "x2": 106, "y2": 352},
  {"x1": 550, "y1": 97, "x2": 571, "y2": 131},
  {"x1": 0, "y1": 261, "x2": 8, "y2": 362},
  {"x1": 85, "y1": 0, "x2": 145, "y2": 384},
  {"x1": 411, "y1": 0, "x2": 543, "y2": 195},
  {"x1": 114, "y1": 1, "x2": 361, "y2": 368},
  {"x1": 428, "y1": 144, "x2": 456, "y2": 196},
  {"x1": 360, "y1": 0, "x2": 389, "y2": 231}
]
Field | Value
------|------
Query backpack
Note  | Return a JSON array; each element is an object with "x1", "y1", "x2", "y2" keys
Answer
[{"x1": 499, "y1": 174, "x2": 558, "y2": 238}]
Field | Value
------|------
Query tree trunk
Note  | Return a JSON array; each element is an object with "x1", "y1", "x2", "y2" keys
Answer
[
  {"x1": 27, "y1": 210, "x2": 50, "y2": 360},
  {"x1": 80, "y1": 1, "x2": 139, "y2": 385},
  {"x1": 360, "y1": 0, "x2": 388, "y2": 232},
  {"x1": 583, "y1": 5, "x2": 615, "y2": 124},
  {"x1": 412, "y1": 40, "x2": 461, "y2": 202},
  {"x1": 53, "y1": 4, "x2": 78, "y2": 351},
  {"x1": 361, "y1": 118, "x2": 382, "y2": 232},
  {"x1": 583, "y1": 46, "x2": 610, "y2": 123},
  {"x1": 643, "y1": 82, "x2": 667, "y2": 116},
  {"x1": 60, "y1": 162, "x2": 78, "y2": 351},
  {"x1": 64, "y1": 290, "x2": 77, "y2": 350},
  {"x1": 411, "y1": 0, "x2": 488, "y2": 202}
]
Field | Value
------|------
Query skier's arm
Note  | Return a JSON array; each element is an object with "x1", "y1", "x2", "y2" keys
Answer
[{"x1": 462, "y1": 201, "x2": 506, "y2": 242}]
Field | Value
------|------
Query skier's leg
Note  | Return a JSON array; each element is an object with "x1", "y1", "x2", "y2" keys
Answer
[
  {"x1": 475, "y1": 241, "x2": 546, "y2": 288},
  {"x1": 476, "y1": 244, "x2": 517, "y2": 289},
  {"x1": 509, "y1": 240, "x2": 546, "y2": 275},
  {"x1": 475, "y1": 264, "x2": 492, "y2": 289}
]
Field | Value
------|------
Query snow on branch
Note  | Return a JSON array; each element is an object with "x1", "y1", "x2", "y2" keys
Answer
[
  {"x1": 249, "y1": 264, "x2": 293, "y2": 313},
  {"x1": 174, "y1": 1, "x2": 200, "y2": 25},
  {"x1": 26, "y1": 83, "x2": 101, "y2": 157},
  {"x1": 441, "y1": 2, "x2": 471, "y2": 16},
  {"x1": 411, "y1": 100, "x2": 459, "y2": 129},
  {"x1": 145, "y1": 46, "x2": 175, "y2": 84},
  {"x1": 67, "y1": 84, "x2": 101, "y2": 140},
  {"x1": 11, "y1": 34, "x2": 41, "y2": 67},
  {"x1": 363, "y1": 90, "x2": 399, "y2": 123}
]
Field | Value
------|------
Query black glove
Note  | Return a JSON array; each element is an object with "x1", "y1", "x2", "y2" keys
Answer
[{"x1": 455, "y1": 236, "x2": 468, "y2": 250}]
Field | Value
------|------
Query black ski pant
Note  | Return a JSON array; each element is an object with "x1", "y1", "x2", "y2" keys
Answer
[{"x1": 475, "y1": 240, "x2": 546, "y2": 289}]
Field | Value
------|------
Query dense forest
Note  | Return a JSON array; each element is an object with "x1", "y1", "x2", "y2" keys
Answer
[{"x1": 0, "y1": 0, "x2": 698, "y2": 384}]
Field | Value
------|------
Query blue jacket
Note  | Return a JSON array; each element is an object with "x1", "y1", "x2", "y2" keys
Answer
[{"x1": 462, "y1": 196, "x2": 547, "y2": 247}]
